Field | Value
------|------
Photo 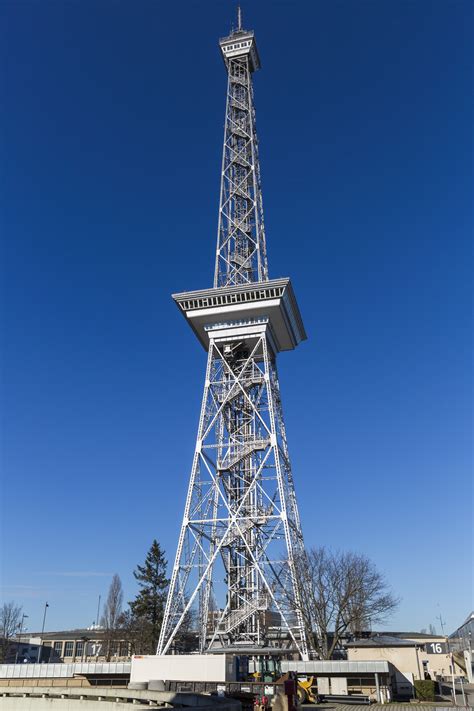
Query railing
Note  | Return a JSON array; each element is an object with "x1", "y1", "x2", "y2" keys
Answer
[
  {"x1": 218, "y1": 438, "x2": 269, "y2": 471},
  {"x1": 230, "y1": 252, "x2": 250, "y2": 266},
  {"x1": 0, "y1": 662, "x2": 131, "y2": 679},
  {"x1": 220, "y1": 517, "x2": 255, "y2": 547},
  {"x1": 220, "y1": 594, "x2": 268, "y2": 634}
]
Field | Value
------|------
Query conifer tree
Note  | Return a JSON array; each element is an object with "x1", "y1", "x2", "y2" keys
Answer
[{"x1": 129, "y1": 540, "x2": 169, "y2": 653}]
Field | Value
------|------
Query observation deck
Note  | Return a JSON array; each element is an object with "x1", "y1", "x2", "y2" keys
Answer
[
  {"x1": 219, "y1": 29, "x2": 261, "y2": 72},
  {"x1": 172, "y1": 278, "x2": 306, "y2": 354}
]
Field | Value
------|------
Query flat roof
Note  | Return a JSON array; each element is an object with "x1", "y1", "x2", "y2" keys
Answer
[
  {"x1": 376, "y1": 631, "x2": 446, "y2": 640},
  {"x1": 346, "y1": 635, "x2": 416, "y2": 648},
  {"x1": 30, "y1": 629, "x2": 106, "y2": 641},
  {"x1": 281, "y1": 659, "x2": 390, "y2": 674}
]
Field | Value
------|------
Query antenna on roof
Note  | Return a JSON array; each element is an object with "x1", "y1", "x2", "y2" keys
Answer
[{"x1": 237, "y1": 5, "x2": 242, "y2": 31}]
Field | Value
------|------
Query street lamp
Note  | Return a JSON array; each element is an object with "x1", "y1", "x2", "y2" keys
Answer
[
  {"x1": 14, "y1": 614, "x2": 29, "y2": 664},
  {"x1": 38, "y1": 602, "x2": 49, "y2": 664}
]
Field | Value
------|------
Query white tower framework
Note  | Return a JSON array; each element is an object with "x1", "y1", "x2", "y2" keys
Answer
[{"x1": 157, "y1": 12, "x2": 309, "y2": 660}]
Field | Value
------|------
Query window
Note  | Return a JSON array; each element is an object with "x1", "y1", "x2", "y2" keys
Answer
[
  {"x1": 75, "y1": 641, "x2": 84, "y2": 658},
  {"x1": 120, "y1": 642, "x2": 129, "y2": 657},
  {"x1": 53, "y1": 641, "x2": 63, "y2": 657},
  {"x1": 64, "y1": 641, "x2": 74, "y2": 657}
]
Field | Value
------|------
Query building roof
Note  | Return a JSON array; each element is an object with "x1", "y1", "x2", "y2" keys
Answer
[
  {"x1": 346, "y1": 635, "x2": 417, "y2": 648},
  {"x1": 378, "y1": 632, "x2": 445, "y2": 640},
  {"x1": 30, "y1": 629, "x2": 106, "y2": 641}
]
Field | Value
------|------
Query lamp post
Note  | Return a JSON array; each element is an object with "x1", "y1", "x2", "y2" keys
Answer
[
  {"x1": 14, "y1": 614, "x2": 28, "y2": 663},
  {"x1": 80, "y1": 636, "x2": 89, "y2": 664},
  {"x1": 95, "y1": 595, "x2": 101, "y2": 628},
  {"x1": 38, "y1": 602, "x2": 49, "y2": 663}
]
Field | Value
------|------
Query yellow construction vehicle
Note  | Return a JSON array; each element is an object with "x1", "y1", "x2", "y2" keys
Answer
[
  {"x1": 250, "y1": 661, "x2": 320, "y2": 704},
  {"x1": 295, "y1": 676, "x2": 319, "y2": 704}
]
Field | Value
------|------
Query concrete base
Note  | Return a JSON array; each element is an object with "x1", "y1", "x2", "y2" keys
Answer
[
  {"x1": 148, "y1": 680, "x2": 166, "y2": 691},
  {"x1": 0, "y1": 686, "x2": 242, "y2": 711}
]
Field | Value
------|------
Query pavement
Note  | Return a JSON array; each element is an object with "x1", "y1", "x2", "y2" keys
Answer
[
  {"x1": 299, "y1": 681, "x2": 474, "y2": 710},
  {"x1": 440, "y1": 680, "x2": 474, "y2": 708},
  {"x1": 302, "y1": 705, "x2": 470, "y2": 710}
]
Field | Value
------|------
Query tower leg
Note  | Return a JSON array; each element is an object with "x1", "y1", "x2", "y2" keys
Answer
[{"x1": 157, "y1": 325, "x2": 309, "y2": 659}]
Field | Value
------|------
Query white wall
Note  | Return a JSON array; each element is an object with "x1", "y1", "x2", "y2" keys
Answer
[{"x1": 130, "y1": 654, "x2": 234, "y2": 683}]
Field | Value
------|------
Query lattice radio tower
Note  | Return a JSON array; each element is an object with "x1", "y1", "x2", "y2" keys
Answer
[{"x1": 157, "y1": 9, "x2": 310, "y2": 660}]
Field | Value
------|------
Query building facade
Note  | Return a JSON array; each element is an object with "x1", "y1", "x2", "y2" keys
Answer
[
  {"x1": 13, "y1": 629, "x2": 131, "y2": 664},
  {"x1": 347, "y1": 633, "x2": 465, "y2": 697}
]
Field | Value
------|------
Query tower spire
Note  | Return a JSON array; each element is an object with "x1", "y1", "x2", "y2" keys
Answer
[
  {"x1": 214, "y1": 15, "x2": 266, "y2": 287},
  {"x1": 237, "y1": 5, "x2": 242, "y2": 31}
]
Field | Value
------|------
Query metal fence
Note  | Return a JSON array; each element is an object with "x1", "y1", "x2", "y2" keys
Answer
[{"x1": 0, "y1": 662, "x2": 131, "y2": 679}]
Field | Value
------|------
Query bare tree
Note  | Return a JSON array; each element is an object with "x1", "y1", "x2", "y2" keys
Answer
[
  {"x1": 0, "y1": 602, "x2": 23, "y2": 662},
  {"x1": 173, "y1": 599, "x2": 197, "y2": 653},
  {"x1": 116, "y1": 608, "x2": 146, "y2": 656},
  {"x1": 295, "y1": 547, "x2": 399, "y2": 659},
  {"x1": 101, "y1": 574, "x2": 123, "y2": 661}
]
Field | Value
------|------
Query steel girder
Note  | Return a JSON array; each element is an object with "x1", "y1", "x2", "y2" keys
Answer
[
  {"x1": 156, "y1": 327, "x2": 308, "y2": 658},
  {"x1": 214, "y1": 55, "x2": 268, "y2": 288}
]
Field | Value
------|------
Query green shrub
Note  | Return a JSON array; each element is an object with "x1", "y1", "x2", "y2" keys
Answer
[{"x1": 414, "y1": 679, "x2": 436, "y2": 701}]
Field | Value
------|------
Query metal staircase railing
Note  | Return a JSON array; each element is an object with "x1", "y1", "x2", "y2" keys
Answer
[
  {"x1": 219, "y1": 594, "x2": 268, "y2": 634},
  {"x1": 218, "y1": 438, "x2": 269, "y2": 471},
  {"x1": 220, "y1": 516, "x2": 255, "y2": 546}
]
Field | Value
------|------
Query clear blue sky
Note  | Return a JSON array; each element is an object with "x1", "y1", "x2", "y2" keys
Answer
[{"x1": 1, "y1": 0, "x2": 472, "y2": 637}]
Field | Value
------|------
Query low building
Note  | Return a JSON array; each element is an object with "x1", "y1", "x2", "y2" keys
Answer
[
  {"x1": 378, "y1": 632, "x2": 463, "y2": 679},
  {"x1": 18, "y1": 628, "x2": 130, "y2": 663},
  {"x1": 346, "y1": 633, "x2": 464, "y2": 697}
]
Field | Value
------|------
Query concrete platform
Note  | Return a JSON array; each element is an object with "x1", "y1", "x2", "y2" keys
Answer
[
  {"x1": 302, "y1": 706, "x2": 461, "y2": 711},
  {"x1": 0, "y1": 685, "x2": 242, "y2": 711}
]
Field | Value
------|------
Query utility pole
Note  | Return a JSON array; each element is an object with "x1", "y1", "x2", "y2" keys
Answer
[
  {"x1": 459, "y1": 675, "x2": 466, "y2": 707},
  {"x1": 437, "y1": 613, "x2": 450, "y2": 650},
  {"x1": 37, "y1": 602, "x2": 49, "y2": 663},
  {"x1": 451, "y1": 652, "x2": 457, "y2": 706},
  {"x1": 437, "y1": 613, "x2": 456, "y2": 704}
]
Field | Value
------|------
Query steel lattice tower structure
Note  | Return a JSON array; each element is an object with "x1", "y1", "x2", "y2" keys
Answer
[{"x1": 157, "y1": 11, "x2": 309, "y2": 660}]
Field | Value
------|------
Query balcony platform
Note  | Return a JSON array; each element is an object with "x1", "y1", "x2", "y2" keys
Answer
[{"x1": 172, "y1": 278, "x2": 306, "y2": 353}]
